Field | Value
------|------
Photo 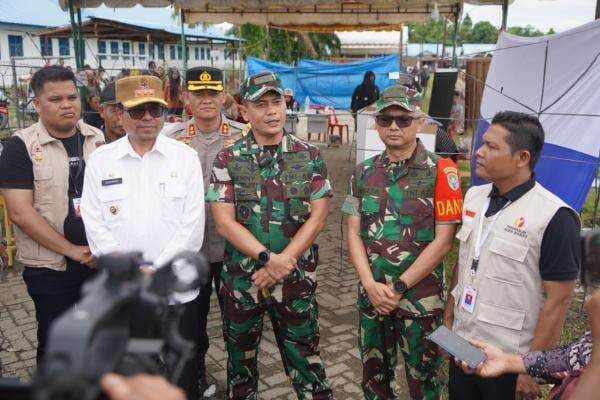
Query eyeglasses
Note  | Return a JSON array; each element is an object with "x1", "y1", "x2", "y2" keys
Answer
[
  {"x1": 375, "y1": 114, "x2": 414, "y2": 128},
  {"x1": 126, "y1": 103, "x2": 164, "y2": 120}
]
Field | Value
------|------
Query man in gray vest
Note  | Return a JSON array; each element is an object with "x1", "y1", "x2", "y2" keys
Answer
[
  {"x1": 444, "y1": 111, "x2": 580, "y2": 400},
  {"x1": 162, "y1": 66, "x2": 244, "y2": 396},
  {"x1": 0, "y1": 66, "x2": 104, "y2": 364}
]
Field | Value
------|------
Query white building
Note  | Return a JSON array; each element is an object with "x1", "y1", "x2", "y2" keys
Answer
[{"x1": 0, "y1": 0, "x2": 243, "y2": 80}]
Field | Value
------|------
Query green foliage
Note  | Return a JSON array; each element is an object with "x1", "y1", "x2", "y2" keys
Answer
[
  {"x1": 227, "y1": 24, "x2": 340, "y2": 63},
  {"x1": 507, "y1": 24, "x2": 544, "y2": 37},
  {"x1": 470, "y1": 21, "x2": 499, "y2": 44},
  {"x1": 406, "y1": 13, "x2": 554, "y2": 45}
]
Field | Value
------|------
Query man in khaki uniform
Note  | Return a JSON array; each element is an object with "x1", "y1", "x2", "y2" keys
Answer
[
  {"x1": 162, "y1": 66, "x2": 244, "y2": 394},
  {"x1": 0, "y1": 66, "x2": 104, "y2": 364}
]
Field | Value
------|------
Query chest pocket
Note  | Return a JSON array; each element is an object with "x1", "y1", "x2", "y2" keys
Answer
[
  {"x1": 281, "y1": 152, "x2": 312, "y2": 220},
  {"x1": 230, "y1": 159, "x2": 260, "y2": 202},
  {"x1": 33, "y1": 165, "x2": 56, "y2": 205},
  {"x1": 398, "y1": 177, "x2": 435, "y2": 242},
  {"x1": 359, "y1": 187, "x2": 384, "y2": 240},
  {"x1": 160, "y1": 180, "x2": 186, "y2": 220},
  {"x1": 98, "y1": 183, "x2": 128, "y2": 225}
]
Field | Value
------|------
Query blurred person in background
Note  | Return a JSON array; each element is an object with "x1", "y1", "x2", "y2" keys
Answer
[{"x1": 164, "y1": 67, "x2": 185, "y2": 117}]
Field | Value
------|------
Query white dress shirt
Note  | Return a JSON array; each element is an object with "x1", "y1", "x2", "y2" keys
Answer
[{"x1": 81, "y1": 133, "x2": 205, "y2": 303}]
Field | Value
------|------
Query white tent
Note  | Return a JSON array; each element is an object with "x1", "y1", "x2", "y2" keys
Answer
[
  {"x1": 473, "y1": 19, "x2": 600, "y2": 211},
  {"x1": 59, "y1": 0, "x2": 512, "y2": 31}
]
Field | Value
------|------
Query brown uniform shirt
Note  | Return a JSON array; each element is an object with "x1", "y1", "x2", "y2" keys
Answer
[{"x1": 162, "y1": 114, "x2": 244, "y2": 263}]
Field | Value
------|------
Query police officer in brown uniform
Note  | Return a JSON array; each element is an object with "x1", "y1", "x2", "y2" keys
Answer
[
  {"x1": 0, "y1": 66, "x2": 104, "y2": 364},
  {"x1": 162, "y1": 66, "x2": 244, "y2": 393}
]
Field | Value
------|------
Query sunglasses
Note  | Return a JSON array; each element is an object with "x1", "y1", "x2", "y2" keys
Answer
[
  {"x1": 375, "y1": 114, "x2": 415, "y2": 128},
  {"x1": 126, "y1": 103, "x2": 164, "y2": 120}
]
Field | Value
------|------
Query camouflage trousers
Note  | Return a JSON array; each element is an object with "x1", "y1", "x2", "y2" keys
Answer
[
  {"x1": 222, "y1": 292, "x2": 334, "y2": 400},
  {"x1": 359, "y1": 304, "x2": 442, "y2": 400}
]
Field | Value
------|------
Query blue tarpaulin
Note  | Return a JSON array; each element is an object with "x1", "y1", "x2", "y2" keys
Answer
[{"x1": 246, "y1": 54, "x2": 400, "y2": 109}]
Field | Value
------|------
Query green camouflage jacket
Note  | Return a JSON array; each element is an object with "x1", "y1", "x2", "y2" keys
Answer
[
  {"x1": 342, "y1": 142, "x2": 463, "y2": 316},
  {"x1": 206, "y1": 131, "x2": 332, "y2": 305}
]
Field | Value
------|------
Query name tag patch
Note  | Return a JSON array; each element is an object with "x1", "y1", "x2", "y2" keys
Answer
[{"x1": 102, "y1": 177, "x2": 123, "y2": 186}]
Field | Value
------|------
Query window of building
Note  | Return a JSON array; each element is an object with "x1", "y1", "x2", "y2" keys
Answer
[
  {"x1": 39, "y1": 37, "x2": 53, "y2": 56},
  {"x1": 149, "y1": 44, "x2": 155, "y2": 59},
  {"x1": 200, "y1": 47, "x2": 205, "y2": 60},
  {"x1": 177, "y1": 45, "x2": 182, "y2": 60},
  {"x1": 97, "y1": 40, "x2": 107, "y2": 61},
  {"x1": 122, "y1": 42, "x2": 131, "y2": 60},
  {"x1": 170, "y1": 45, "x2": 176, "y2": 60},
  {"x1": 58, "y1": 38, "x2": 70, "y2": 56},
  {"x1": 8, "y1": 35, "x2": 23, "y2": 58},
  {"x1": 194, "y1": 47, "x2": 199, "y2": 60},
  {"x1": 138, "y1": 43, "x2": 146, "y2": 56},
  {"x1": 157, "y1": 44, "x2": 165, "y2": 60},
  {"x1": 110, "y1": 41, "x2": 119, "y2": 60}
]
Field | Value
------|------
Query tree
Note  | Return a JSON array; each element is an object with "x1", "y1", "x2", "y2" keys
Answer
[
  {"x1": 459, "y1": 13, "x2": 473, "y2": 44},
  {"x1": 227, "y1": 24, "x2": 340, "y2": 63},
  {"x1": 547, "y1": 28, "x2": 556, "y2": 35},
  {"x1": 470, "y1": 21, "x2": 499, "y2": 43},
  {"x1": 507, "y1": 25, "x2": 544, "y2": 37}
]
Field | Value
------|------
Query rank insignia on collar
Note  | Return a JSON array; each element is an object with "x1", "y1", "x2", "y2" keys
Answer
[
  {"x1": 178, "y1": 136, "x2": 192, "y2": 145},
  {"x1": 224, "y1": 138, "x2": 236, "y2": 148},
  {"x1": 33, "y1": 151, "x2": 43, "y2": 161},
  {"x1": 221, "y1": 123, "x2": 230, "y2": 136},
  {"x1": 109, "y1": 205, "x2": 119, "y2": 215},
  {"x1": 188, "y1": 124, "x2": 196, "y2": 136}
]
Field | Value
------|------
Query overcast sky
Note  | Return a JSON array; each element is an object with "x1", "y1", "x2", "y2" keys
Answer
[{"x1": 463, "y1": 0, "x2": 596, "y2": 32}]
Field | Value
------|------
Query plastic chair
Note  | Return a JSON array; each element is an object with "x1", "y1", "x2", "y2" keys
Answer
[
  {"x1": 0, "y1": 195, "x2": 15, "y2": 268},
  {"x1": 327, "y1": 114, "x2": 349, "y2": 143}
]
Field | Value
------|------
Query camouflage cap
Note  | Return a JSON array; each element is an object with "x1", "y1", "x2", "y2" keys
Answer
[
  {"x1": 116, "y1": 75, "x2": 168, "y2": 109},
  {"x1": 239, "y1": 71, "x2": 284, "y2": 102},
  {"x1": 375, "y1": 85, "x2": 416, "y2": 113}
]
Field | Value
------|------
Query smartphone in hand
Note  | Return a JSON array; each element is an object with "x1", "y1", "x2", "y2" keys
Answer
[{"x1": 427, "y1": 326, "x2": 486, "y2": 369}]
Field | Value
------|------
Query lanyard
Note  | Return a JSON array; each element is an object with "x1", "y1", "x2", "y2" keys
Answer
[
  {"x1": 68, "y1": 129, "x2": 84, "y2": 197},
  {"x1": 470, "y1": 197, "x2": 511, "y2": 275}
]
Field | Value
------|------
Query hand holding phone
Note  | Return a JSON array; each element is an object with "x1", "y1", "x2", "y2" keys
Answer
[{"x1": 427, "y1": 326, "x2": 486, "y2": 369}]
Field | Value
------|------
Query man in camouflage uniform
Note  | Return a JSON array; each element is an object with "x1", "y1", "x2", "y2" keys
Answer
[
  {"x1": 207, "y1": 71, "x2": 334, "y2": 400},
  {"x1": 162, "y1": 66, "x2": 244, "y2": 395},
  {"x1": 342, "y1": 85, "x2": 463, "y2": 400}
]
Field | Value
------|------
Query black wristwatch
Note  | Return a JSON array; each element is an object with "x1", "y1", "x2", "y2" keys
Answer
[
  {"x1": 393, "y1": 280, "x2": 408, "y2": 295},
  {"x1": 258, "y1": 249, "x2": 270, "y2": 266}
]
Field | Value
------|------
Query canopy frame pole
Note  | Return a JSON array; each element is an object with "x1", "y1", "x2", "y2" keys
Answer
[
  {"x1": 180, "y1": 9, "x2": 187, "y2": 76},
  {"x1": 452, "y1": 5, "x2": 459, "y2": 67},
  {"x1": 266, "y1": 24, "x2": 271, "y2": 60},
  {"x1": 67, "y1": 0, "x2": 83, "y2": 70},
  {"x1": 501, "y1": 0, "x2": 509, "y2": 31},
  {"x1": 596, "y1": 0, "x2": 600, "y2": 19},
  {"x1": 398, "y1": 24, "x2": 403, "y2": 72},
  {"x1": 76, "y1": 7, "x2": 84, "y2": 67}
]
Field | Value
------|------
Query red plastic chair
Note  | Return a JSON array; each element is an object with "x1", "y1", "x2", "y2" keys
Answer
[{"x1": 327, "y1": 114, "x2": 349, "y2": 143}]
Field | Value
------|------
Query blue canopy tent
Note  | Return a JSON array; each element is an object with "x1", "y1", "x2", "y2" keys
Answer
[{"x1": 246, "y1": 54, "x2": 400, "y2": 109}]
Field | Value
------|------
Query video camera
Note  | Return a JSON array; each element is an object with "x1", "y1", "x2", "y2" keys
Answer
[
  {"x1": 0, "y1": 251, "x2": 209, "y2": 400},
  {"x1": 581, "y1": 229, "x2": 600, "y2": 288}
]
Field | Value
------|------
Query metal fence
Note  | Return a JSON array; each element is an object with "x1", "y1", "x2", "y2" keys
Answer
[{"x1": 0, "y1": 59, "x2": 245, "y2": 142}]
